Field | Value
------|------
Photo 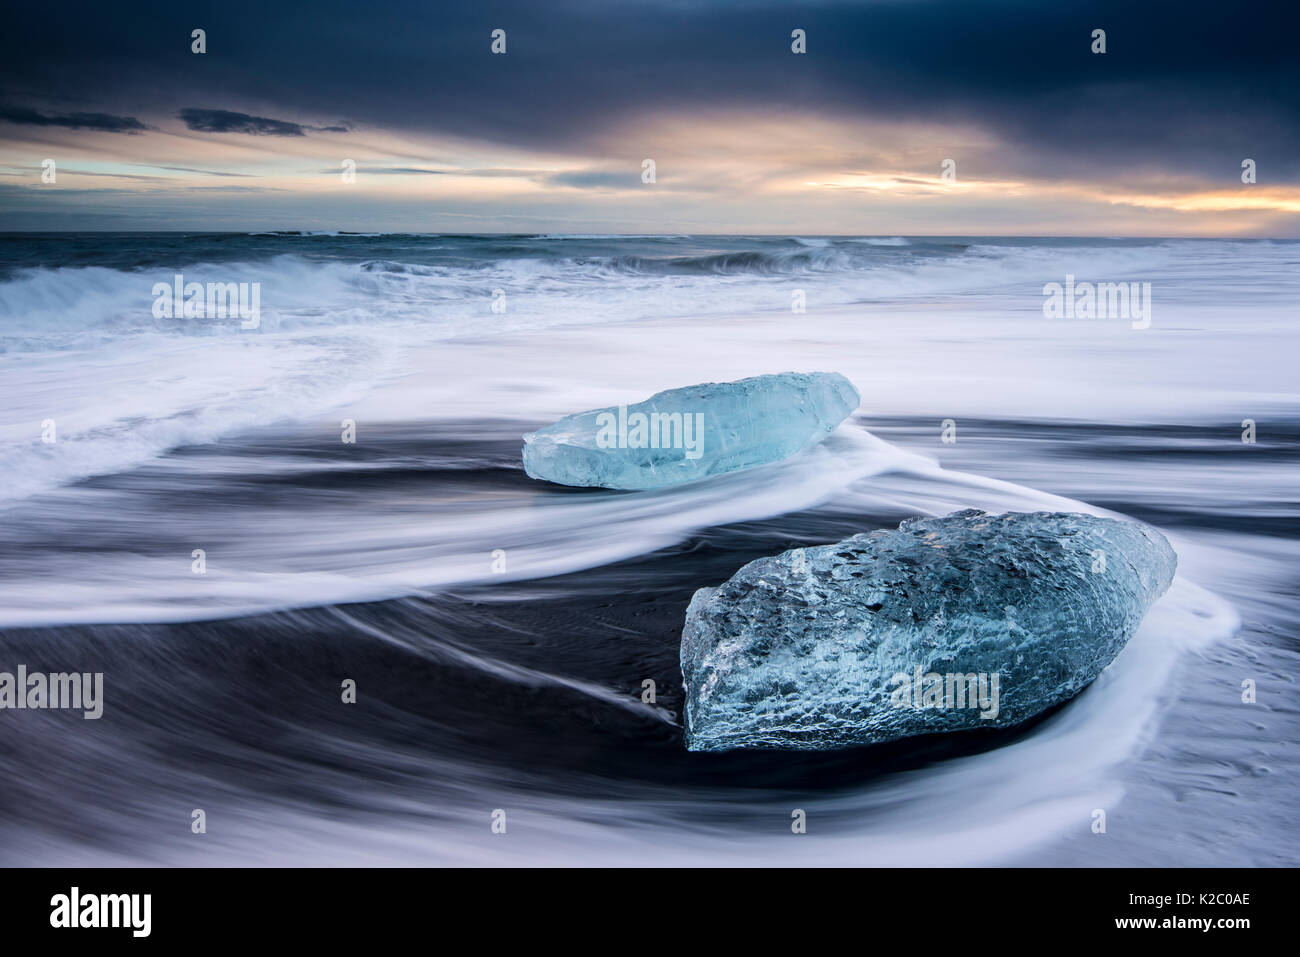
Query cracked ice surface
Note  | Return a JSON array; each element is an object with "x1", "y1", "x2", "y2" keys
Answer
[
  {"x1": 681, "y1": 509, "x2": 1177, "y2": 752},
  {"x1": 521, "y1": 372, "x2": 859, "y2": 489}
]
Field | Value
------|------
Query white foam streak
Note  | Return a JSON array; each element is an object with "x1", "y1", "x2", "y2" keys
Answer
[{"x1": 0, "y1": 429, "x2": 909, "y2": 626}]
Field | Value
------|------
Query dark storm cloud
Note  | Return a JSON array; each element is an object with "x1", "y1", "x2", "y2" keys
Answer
[
  {"x1": 0, "y1": 104, "x2": 147, "y2": 133},
  {"x1": 178, "y1": 108, "x2": 350, "y2": 135},
  {"x1": 1, "y1": 0, "x2": 1297, "y2": 180},
  {"x1": 178, "y1": 108, "x2": 308, "y2": 136}
]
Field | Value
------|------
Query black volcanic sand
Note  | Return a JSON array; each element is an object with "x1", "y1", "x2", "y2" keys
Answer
[{"x1": 0, "y1": 501, "x2": 1074, "y2": 856}]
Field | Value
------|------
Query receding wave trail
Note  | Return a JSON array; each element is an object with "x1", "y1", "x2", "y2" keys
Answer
[
  {"x1": 0, "y1": 418, "x2": 1242, "y2": 867},
  {"x1": 0, "y1": 427, "x2": 907, "y2": 626},
  {"x1": 0, "y1": 407, "x2": 1240, "y2": 635}
]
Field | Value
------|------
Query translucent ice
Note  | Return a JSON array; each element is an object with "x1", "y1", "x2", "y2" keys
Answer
[
  {"x1": 680, "y1": 510, "x2": 1176, "y2": 752},
  {"x1": 522, "y1": 372, "x2": 859, "y2": 490}
]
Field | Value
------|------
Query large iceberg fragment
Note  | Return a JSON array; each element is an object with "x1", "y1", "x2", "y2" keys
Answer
[
  {"x1": 522, "y1": 372, "x2": 859, "y2": 490},
  {"x1": 680, "y1": 510, "x2": 1176, "y2": 751}
]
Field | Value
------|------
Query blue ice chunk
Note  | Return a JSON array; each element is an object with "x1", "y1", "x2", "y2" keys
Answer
[
  {"x1": 522, "y1": 372, "x2": 859, "y2": 490},
  {"x1": 680, "y1": 510, "x2": 1176, "y2": 751}
]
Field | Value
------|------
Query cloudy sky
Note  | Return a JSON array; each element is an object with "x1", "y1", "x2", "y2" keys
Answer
[{"x1": 2, "y1": 0, "x2": 1297, "y2": 234}]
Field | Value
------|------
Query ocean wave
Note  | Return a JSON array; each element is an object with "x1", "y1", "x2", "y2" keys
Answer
[
  {"x1": 2, "y1": 236, "x2": 1296, "y2": 509},
  {"x1": 847, "y1": 236, "x2": 912, "y2": 246},
  {"x1": 528, "y1": 233, "x2": 693, "y2": 240},
  {"x1": 247, "y1": 230, "x2": 390, "y2": 237},
  {"x1": 5, "y1": 237, "x2": 1277, "y2": 347}
]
